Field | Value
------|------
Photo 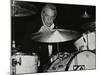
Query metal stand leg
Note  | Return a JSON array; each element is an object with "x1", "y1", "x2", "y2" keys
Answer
[{"x1": 57, "y1": 43, "x2": 60, "y2": 59}]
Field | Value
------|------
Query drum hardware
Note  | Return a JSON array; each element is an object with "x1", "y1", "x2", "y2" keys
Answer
[
  {"x1": 11, "y1": 54, "x2": 22, "y2": 75},
  {"x1": 12, "y1": 57, "x2": 21, "y2": 66},
  {"x1": 11, "y1": 64, "x2": 16, "y2": 75},
  {"x1": 57, "y1": 43, "x2": 60, "y2": 60},
  {"x1": 86, "y1": 31, "x2": 89, "y2": 50}
]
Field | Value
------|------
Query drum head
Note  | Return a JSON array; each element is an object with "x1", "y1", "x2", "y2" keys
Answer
[{"x1": 66, "y1": 50, "x2": 96, "y2": 71}]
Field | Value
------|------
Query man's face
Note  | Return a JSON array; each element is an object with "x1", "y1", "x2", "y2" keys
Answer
[{"x1": 43, "y1": 8, "x2": 55, "y2": 27}]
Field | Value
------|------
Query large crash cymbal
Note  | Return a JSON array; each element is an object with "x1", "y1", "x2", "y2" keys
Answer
[
  {"x1": 11, "y1": 1, "x2": 37, "y2": 17},
  {"x1": 32, "y1": 29, "x2": 81, "y2": 43}
]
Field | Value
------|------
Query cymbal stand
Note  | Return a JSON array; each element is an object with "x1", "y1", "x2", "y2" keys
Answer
[
  {"x1": 87, "y1": 31, "x2": 89, "y2": 50},
  {"x1": 57, "y1": 43, "x2": 62, "y2": 62}
]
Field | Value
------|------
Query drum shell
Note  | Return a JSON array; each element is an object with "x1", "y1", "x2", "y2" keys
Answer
[
  {"x1": 11, "y1": 53, "x2": 39, "y2": 74},
  {"x1": 74, "y1": 32, "x2": 96, "y2": 51},
  {"x1": 66, "y1": 50, "x2": 96, "y2": 71}
]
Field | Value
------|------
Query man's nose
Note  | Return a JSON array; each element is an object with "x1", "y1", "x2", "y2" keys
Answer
[{"x1": 48, "y1": 18, "x2": 52, "y2": 21}]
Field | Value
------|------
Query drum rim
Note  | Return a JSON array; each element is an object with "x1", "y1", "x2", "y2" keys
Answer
[
  {"x1": 44, "y1": 57, "x2": 59, "y2": 72},
  {"x1": 13, "y1": 52, "x2": 38, "y2": 56},
  {"x1": 46, "y1": 52, "x2": 71, "y2": 71},
  {"x1": 65, "y1": 50, "x2": 95, "y2": 71}
]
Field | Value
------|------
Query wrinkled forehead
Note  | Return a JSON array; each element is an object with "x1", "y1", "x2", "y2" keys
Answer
[{"x1": 44, "y1": 8, "x2": 55, "y2": 17}]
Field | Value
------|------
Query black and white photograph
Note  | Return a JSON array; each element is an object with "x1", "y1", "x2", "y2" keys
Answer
[{"x1": 11, "y1": 0, "x2": 96, "y2": 75}]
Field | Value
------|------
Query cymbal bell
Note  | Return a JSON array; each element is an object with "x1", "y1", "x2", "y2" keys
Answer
[{"x1": 32, "y1": 29, "x2": 81, "y2": 43}]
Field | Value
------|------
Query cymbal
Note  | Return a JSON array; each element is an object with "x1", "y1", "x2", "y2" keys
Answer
[
  {"x1": 32, "y1": 29, "x2": 81, "y2": 43},
  {"x1": 11, "y1": 1, "x2": 37, "y2": 17}
]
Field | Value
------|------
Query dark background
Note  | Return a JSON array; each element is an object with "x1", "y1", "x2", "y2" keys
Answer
[{"x1": 11, "y1": 1, "x2": 96, "y2": 52}]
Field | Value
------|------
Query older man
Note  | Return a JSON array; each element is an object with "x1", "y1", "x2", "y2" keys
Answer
[
  {"x1": 37, "y1": 4, "x2": 57, "y2": 72},
  {"x1": 39, "y1": 4, "x2": 57, "y2": 57}
]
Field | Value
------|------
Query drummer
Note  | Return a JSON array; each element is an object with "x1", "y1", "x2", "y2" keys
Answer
[
  {"x1": 39, "y1": 4, "x2": 57, "y2": 57},
  {"x1": 37, "y1": 4, "x2": 57, "y2": 72}
]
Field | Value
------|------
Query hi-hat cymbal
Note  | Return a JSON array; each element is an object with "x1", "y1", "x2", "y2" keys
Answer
[
  {"x1": 32, "y1": 29, "x2": 81, "y2": 43},
  {"x1": 11, "y1": 1, "x2": 37, "y2": 17}
]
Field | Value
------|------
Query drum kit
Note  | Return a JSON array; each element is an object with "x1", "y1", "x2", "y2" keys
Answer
[
  {"x1": 31, "y1": 27, "x2": 96, "y2": 72},
  {"x1": 11, "y1": 24, "x2": 96, "y2": 74},
  {"x1": 11, "y1": 0, "x2": 96, "y2": 74}
]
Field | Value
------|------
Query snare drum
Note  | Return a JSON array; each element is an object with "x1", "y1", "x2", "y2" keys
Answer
[{"x1": 11, "y1": 52, "x2": 39, "y2": 74}]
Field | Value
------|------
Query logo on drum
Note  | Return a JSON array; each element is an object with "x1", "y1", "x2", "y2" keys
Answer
[{"x1": 73, "y1": 65, "x2": 85, "y2": 70}]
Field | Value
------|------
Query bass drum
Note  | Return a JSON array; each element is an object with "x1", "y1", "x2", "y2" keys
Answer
[
  {"x1": 46, "y1": 50, "x2": 95, "y2": 72},
  {"x1": 66, "y1": 50, "x2": 96, "y2": 71}
]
